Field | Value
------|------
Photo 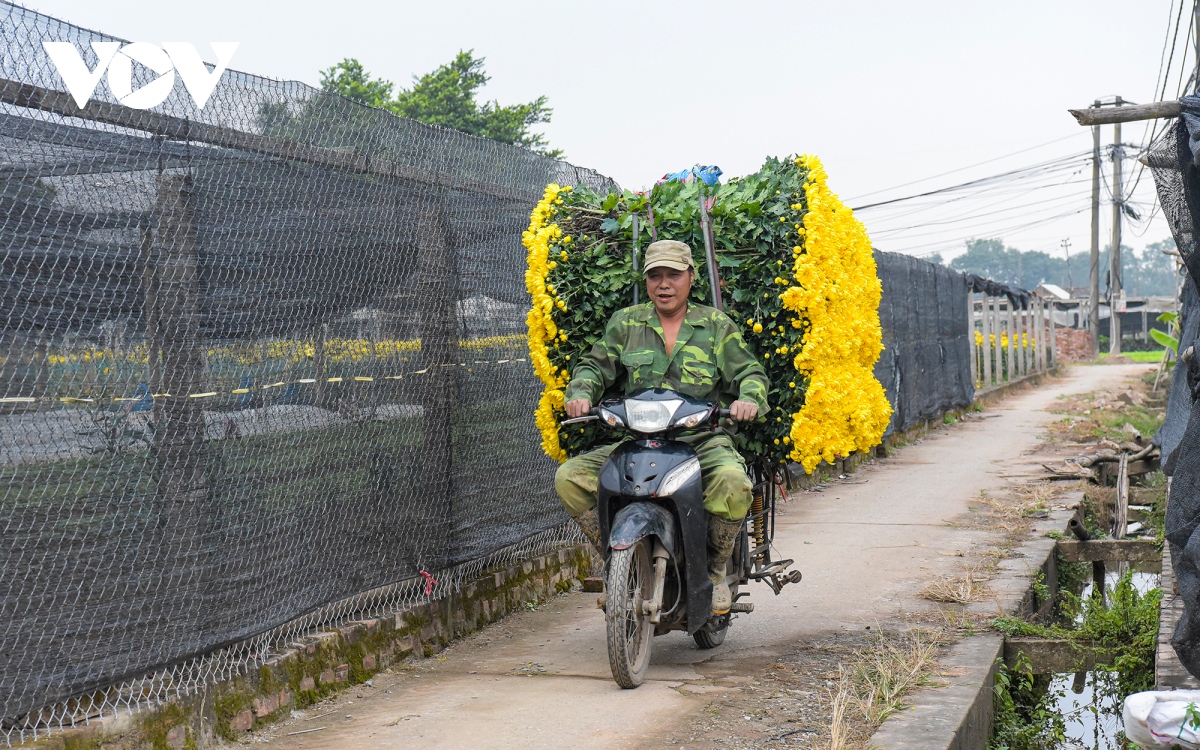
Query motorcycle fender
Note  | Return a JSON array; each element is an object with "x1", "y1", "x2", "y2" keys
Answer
[{"x1": 608, "y1": 501, "x2": 677, "y2": 554}]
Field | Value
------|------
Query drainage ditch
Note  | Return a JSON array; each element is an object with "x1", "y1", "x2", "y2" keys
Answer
[{"x1": 989, "y1": 479, "x2": 1167, "y2": 750}]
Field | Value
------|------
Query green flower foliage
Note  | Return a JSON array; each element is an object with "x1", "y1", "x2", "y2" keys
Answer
[{"x1": 545, "y1": 157, "x2": 813, "y2": 463}]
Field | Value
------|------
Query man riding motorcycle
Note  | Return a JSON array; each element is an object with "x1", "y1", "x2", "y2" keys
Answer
[{"x1": 555, "y1": 239, "x2": 769, "y2": 616}]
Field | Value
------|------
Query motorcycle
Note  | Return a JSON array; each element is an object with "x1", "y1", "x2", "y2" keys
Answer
[{"x1": 562, "y1": 388, "x2": 803, "y2": 688}]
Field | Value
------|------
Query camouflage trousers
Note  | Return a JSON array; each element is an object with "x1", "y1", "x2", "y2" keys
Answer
[{"x1": 554, "y1": 433, "x2": 753, "y2": 522}]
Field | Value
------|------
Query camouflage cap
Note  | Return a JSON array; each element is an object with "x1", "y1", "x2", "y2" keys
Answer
[{"x1": 642, "y1": 240, "x2": 695, "y2": 274}]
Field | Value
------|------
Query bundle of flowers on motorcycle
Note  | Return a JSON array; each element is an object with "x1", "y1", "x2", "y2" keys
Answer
[{"x1": 523, "y1": 154, "x2": 892, "y2": 473}]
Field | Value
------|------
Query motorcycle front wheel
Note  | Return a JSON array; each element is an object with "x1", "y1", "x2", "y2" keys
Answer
[{"x1": 605, "y1": 539, "x2": 654, "y2": 688}]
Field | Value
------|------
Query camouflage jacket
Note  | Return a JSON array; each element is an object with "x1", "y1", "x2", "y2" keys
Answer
[{"x1": 563, "y1": 302, "x2": 770, "y2": 415}]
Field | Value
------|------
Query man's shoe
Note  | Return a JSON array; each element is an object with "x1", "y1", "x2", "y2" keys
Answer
[
  {"x1": 573, "y1": 509, "x2": 606, "y2": 609},
  {"x1": 573, "y1": 508, "x2": 604, "y2": 556},
  {"x1": 707, "y1": 515, "x2": 743, "y2": 616}
]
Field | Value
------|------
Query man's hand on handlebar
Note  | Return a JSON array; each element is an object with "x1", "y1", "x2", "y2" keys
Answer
[
  {"x1": 728, "y1": 400, "x2": 758, "y2": 422},
  {"x1": 565, "y1": 398, "x2": 592, "y2": 419}
]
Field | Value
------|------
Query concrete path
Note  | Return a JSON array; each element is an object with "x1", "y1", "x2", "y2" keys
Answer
[{"x1": 257, "y1": 364, "x2": 1149, "y2": 750}]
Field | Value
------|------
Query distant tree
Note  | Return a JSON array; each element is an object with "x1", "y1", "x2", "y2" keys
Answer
[
  {"x1": 949, "y1": 238, "x2": 1065, "y2": 289},
  {"x1": 1123, "y1": 238, "x2": 1180, "y2": 297},
  {"x1": 318, "y1": 58, "x2": 394, "y2": 109},
  {"x1": 945, "y1": 236, "x2": 1181, "y2": 297},
  {"x1": 318, "y1": 51, "x2": 562, "y2": 159}
]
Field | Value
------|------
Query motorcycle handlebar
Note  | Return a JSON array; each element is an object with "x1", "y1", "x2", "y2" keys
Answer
[
  {"x1": 560, "y1": 406, "x2": 599, "y2": 425},
  {"x1": 561, "y1": 405, "x2": 732, "y2": 427}
]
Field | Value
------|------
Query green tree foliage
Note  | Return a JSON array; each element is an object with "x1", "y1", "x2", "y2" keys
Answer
[
  {"x1": 1129, "y1": 238, "x2": 1180, "y2": 297},
  {"x1": 317, "y1": 58, "x2": 394, "y2": 108},
  {"x1": 947, "y1": 237, "x2": 1179, "y2": 297},
  {"x1": 317, "y1": 52, "x2": 561, "y2": 159}
]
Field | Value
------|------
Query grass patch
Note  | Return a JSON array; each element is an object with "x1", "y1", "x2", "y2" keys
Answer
[
  {"x1": 993, "y1": 571, "x2": 1161, "y2": 695},
  {"x1": 921, "y1": 570, "x2": 990, "y2": 604},
  {"x1": 990, "y1": 654, "x2": 1067, "y2": 750},
  {"x1": 1048, "y1": 381, "x2": 1166, "y2": 444},
  {"x1": 826, "y1": 628, "x2": 947, "y2": 748},
  {"x1": 989, "y1": 571, "x2": 1161, "y2": 750},
  {"x1": 1116, "y1": 350, "x2": 1167, "y2": 363}
]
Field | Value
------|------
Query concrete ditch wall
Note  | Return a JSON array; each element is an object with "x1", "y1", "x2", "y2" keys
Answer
[{"x1": 868, "y1": 499, "x2": 1077, "y2": 750}]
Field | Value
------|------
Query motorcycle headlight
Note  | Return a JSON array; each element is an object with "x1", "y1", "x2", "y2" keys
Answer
[
  {"x1": 598, "y1": 407, "x2": 623, "y2": 427},
  {"x1": 673, "y1": 409, "x2": 709, "y2": 429},
  {"x1": 657, "y1": 457, "x2": 700, "y2": 496},
  {"x1": 624, "y1": 399, "x2": 682, "y2": 433}
]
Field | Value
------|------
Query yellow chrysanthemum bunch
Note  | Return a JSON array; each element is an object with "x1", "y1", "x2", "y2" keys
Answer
[
  {"x1": 782, "y1": 155, "x2": 892, "y2": 473},
  {"x1": 523, "y1": 183, "x2": 569, "y2": 462},
  {"x1": 524, "y1": 156, "x2": 891, "y2": 472}
]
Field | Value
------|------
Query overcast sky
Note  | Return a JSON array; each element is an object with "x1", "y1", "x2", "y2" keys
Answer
[{"x1": 17, "y1": 0, "x2": 1189, "y2": 262}]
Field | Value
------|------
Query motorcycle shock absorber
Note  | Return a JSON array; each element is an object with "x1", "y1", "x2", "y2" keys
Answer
[{"x1": 750, "y1": 484, "x2": 767, "y2": 565}]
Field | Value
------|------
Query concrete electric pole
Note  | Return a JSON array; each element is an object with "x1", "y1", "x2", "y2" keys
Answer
[
  {"x1": 1089, "y1": 100, "x2": 1101, "y2": 357},
  {"x1": 1061, "y1": 238, "x2": 1072, "y2": 288},
  {"x1": 1109, "y1": 97, "x2": 1124, "y2": 356}
]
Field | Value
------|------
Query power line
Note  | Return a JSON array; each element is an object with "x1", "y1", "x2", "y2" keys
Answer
[
  {"x1": 891, "y1": 207, "x2": 1091, "y2": 257},
  {"x1": 850, "y1": 151, "x2": 1091, "y2": 211},
  {"x1": 866, "y1": 190, "x2": 1091, "y2": 238},
  {"x1": 871, "y1": 195, "x2": 1092, "y2": 247},
  {"x1": 1127, "y1": 0, "x2": 1188, "y2": 198},
  {"x1": 841, "y1": 132, "x2": 1088, "y2": 203}
]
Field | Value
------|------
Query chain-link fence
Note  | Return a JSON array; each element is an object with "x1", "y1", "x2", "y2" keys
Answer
[
  {"x1": 0, "y1": 2, "x2": 616, "y2": 741},
  {"x1": 0, "y1": 2, "x2": 1000, "y2": 742}
]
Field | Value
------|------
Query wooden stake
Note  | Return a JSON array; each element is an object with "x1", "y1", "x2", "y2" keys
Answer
[
  {"x1": 631, "y1": 214, "x2": 641, "y2": 306},
  {"x1": 698, "y1": 193, "x2": 722, "y2": 311}
]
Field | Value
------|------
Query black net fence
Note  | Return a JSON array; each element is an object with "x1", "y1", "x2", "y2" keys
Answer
[
  {"x1": 0, "y1": 2, "x2": 616, "y2": 740},
  {"x1": 874, "y1": 250, "x2": 975, "y2": 435},
  {"x1": 1147, "y1": 108, "x2": 1200, "y2": 679}
]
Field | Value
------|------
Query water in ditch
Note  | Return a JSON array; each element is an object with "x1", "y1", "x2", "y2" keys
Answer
[{"x1": 1043, "y1": 569, "x2": 1160, "y2": 749}]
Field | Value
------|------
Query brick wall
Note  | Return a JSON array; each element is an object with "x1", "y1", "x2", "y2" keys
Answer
[{"x1": 1055, "y1": 327, "x2": 1093, "y2": 363}]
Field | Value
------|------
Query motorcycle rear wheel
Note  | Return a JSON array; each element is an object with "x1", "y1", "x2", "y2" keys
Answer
[
  {"x1": 693, "y1": 616, "x2": 730, "y2": 649},
  {"x1": 605, "y1": 539, "x2": 654, "y2": 688}
]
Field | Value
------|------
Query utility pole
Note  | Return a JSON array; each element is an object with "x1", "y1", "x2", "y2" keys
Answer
[
  {"x1": 1110, "y1": 96, "x2": 1124, "y2": 356},
  {"x1": 1089, "y1": 100, "x2": 1101, "y2": 357},
  {"x1": 1061, "y1": 238, "x2": 1072, "y2": 288}
]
